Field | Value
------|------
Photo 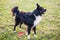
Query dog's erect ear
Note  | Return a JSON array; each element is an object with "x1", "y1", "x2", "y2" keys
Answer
[
  {"x1": 36, "y1": 3, "x2": 40, "y2": 8},
  {"x1": 36, "y1": 3, "x2": 40, "y2": 9},
  {"x1": 14, "y1": 6, "x2": 18, "y2": 10},
  {"x1": 12, "y1": 6, "x2": 18, "y2": 11}
]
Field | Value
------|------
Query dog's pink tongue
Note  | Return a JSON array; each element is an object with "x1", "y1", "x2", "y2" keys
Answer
[{"x1": 18, "y1": 32, "x2": 24, "y2": 37}]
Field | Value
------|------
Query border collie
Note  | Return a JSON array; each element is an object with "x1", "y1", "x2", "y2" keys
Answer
[{"x1": 11, "y1": 3, "x2": 46, "y2": 39}]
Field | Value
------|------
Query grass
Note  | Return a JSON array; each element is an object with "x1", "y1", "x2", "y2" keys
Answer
[{"x1": 0, "y1": 0, "x2": 60, "y2": 40}]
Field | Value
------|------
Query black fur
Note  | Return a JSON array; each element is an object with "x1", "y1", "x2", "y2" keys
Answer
[{"x1": 11, "y1": 3, "x2": 46, "y2": 35}]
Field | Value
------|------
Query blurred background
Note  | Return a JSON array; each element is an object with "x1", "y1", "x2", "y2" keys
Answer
[{"x1": 0, "y1": 0, "x2": 60, "y2": 40}]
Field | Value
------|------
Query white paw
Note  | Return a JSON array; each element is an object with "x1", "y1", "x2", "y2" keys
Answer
[
  {"x1": 27, "y1": 35, "x2": 30, "y2": 39},
  {"x1": 32, "y1": 32, "x2": 34, "y2": 34},
  {"x1": 26, "y1": 32, "x2": 28, "y2": 35},
  {"x1": 14, "y1": 31, "x2": 16, "y2": 32},
  {"x1": 13, "y1": 16, "x2": 15, "y2": 19},
  {"x1": 34, "y1": 34, "x2": 37, "y2": 38}
]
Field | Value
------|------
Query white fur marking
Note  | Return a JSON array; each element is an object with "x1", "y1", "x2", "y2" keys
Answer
[
  {"x1": 27, "y1": 35, "x2": 30, "y2": 39},
  {"x1": 14, "y1": 31, "x2": 16, "y2": 32},
  {"x1": 34, "y1": 34, "x2": 37, "y2": 38},
  {"x1": 33, "y1": 15, "x2": 42, "y2": 27},
  {"x1": 26, "y1": 32, "x2": 28, "y2": 35},
  {"x1": 13, "y1": 16, "x2": 15, "y2": 19}
]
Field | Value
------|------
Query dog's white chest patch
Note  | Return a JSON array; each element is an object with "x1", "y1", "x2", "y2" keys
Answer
[{"x1": 33, "y1": 15, "x2": 42, "y2": 27}]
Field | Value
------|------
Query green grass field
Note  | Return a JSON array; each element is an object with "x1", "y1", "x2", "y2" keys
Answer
[{"x1": 0, "y1": 0, "x2": 60, "y2": 40}]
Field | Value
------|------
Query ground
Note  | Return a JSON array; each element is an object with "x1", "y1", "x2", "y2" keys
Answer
[{"x1": 0, "y1": 0, "x2": 60, "y2": 40}]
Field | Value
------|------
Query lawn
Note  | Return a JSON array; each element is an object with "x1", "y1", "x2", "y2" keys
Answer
[{"x1": 0, "y1": 0, "x2": 60, "y2": 40}]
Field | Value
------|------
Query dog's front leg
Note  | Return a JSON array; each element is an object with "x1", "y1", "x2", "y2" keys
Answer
[
  {"x1": 14, "y1": 22, "x2": 19, "y2": 32},
  {"x1": 33, "y1": 27, "x2": 37, "y2": 38},
  {"x1": 27, "y1": 26, "x2": 31, "y2": 39}
]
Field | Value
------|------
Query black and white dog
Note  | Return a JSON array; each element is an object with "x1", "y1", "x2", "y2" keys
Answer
[{"x1": 11, "y1": 3, "x2": 46, "y2": 39}]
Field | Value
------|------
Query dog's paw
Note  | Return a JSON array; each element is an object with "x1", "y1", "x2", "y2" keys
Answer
[
  {"x1": 14, "y1": 31, "x2": 16, "y2": 32},
  {"x1": 34, "y1": 34, "x2": 37, "y2": 38},
  {"x1": 13, "y1": 16, "x2": 15, "y2": 19},
  {"x1": 27, "y1": 35, "x2": 30, "y2": 39},
  {"x1": 26, "y1": 32, "x2": 28, "y2": 35}
]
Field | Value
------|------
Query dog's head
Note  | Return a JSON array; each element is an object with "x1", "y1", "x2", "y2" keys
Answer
[
  {"x1": 36, "y1": 3, "x2": 46, "y2": 16},
  {"x1": 11, "y1": 6, "x2": 18, "y2": 16}
]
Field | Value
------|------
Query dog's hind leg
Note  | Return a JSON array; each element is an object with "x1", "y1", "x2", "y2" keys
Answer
[
  {"x1": 19, "y1": 22, "x2": 23, "y2": 28},
  {"x1": 14, "y1": 22, "x2": 19, "y2": 32},
  {"x1": 33, "y1": 27, "x2": 37, "y2": 38}
]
